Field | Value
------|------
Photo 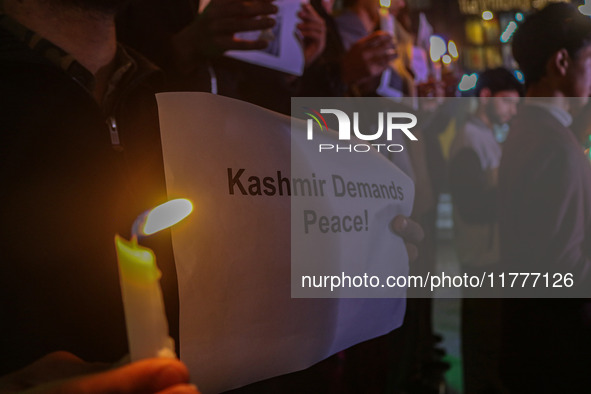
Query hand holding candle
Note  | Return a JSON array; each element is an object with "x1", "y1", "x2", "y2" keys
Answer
[
  {"x1": 429, "y1": 35, "x2": 446, "y2": 82},
  {"x1": 378, "y1": 0, "x2": 396, "y2": 37},
  {"x1": 115, "y1": 199, "x2": 193, "y2": 362}
]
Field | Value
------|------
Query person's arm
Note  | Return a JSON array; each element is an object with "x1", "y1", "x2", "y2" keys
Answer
[
  {"x1": 265, "y1": 2, "x2": 327, "y2": 91},
  {"x1": 0, "y1": 352, "x2": 199, "y2": 394},
  {"x1": 341, "y1": 32, "x2": 396, "y2": 96},
  {"x1": 297, "y1": 3, "x2": 326, "y2": 68},
  {"x1": 171, "y1": 0, "x2": 279, "y2": 74}
]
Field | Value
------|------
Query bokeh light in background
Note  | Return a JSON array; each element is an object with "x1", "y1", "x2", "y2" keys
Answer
[
  {"x1": 513, "y1": 70, "x2": 524, "y2": 83},
  {"x1": 458, "y1": 73, "x2": 478, "y2": 92},
  {"x1": 429, "y1": 35, "x2": 447, "y2": 62},
  {"x1": 500, "y1": 21, "x2": 518, "y2": 43},
  {"x1": 482, "y1": 10, "x2": 493, "y2": 20},
  {"x1": 448, "y1": 40, "x2": 459, "y2": 59}
]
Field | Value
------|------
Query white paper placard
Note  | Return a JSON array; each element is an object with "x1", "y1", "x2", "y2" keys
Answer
[{"x1": 156, "y1": 92, "x2": 413, "y2": 393}]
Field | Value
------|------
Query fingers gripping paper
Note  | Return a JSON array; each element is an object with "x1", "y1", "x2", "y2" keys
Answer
[
  {"x1": 156, "y1": 93, "x2": 414, "y2": 393},
  {"x1": 225, "y1": 0, "x2": 305, "y2": 76}
]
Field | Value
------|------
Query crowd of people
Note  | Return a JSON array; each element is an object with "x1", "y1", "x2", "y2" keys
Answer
[{"x1": 1, "y1": 0, "x2": 591, "y2": 392}]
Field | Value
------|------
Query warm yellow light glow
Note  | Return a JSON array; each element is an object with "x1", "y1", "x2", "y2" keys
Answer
[
  {"x1": 380, "y1": 0, "x2": 391, "y2": 8},
  {"x1": 448, "y1": 41, "x2": 458, "y2": 59},
  {"x1": 115, "y1": 235, "x2": 158, "y2": 282},
  {"x1": 442, "y1": 55, "x2": 452, "y2": 65},
  {"x1": 429, "y1": 35, "x2": 446, "y2": 62},
  {"x1": 142, "y1": 199, "x2": 193, "y2": 236},
  {"x1": 482, "y1": 11, "x2": 494, "y2": 20}
]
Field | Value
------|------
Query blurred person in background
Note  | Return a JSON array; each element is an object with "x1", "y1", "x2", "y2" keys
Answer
[
  {"x1": 118, "y1": 0, "x2": 326, "y2": 114},
  {"x1": 334, "y1": 0, "x2": 414, "y2": 97},
  {"x1": 299, "y1": 0, "x2": 396, "y2": 97},
  {"x1": 449, "y1": 67, "x2": 521, "y2": 394},
  {"x1": 499, "y1": 3, "x2": 591, "y2": 392}
]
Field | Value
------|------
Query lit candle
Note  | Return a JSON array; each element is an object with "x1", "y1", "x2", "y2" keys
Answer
[
  {"x1": 115, "y1": 198, "x2": 193, "y2": 361},
  {"x1": 448, "y1": 40, "x2": 459, "y2": 60},
  {"x1": 429, "y1": 35, "x2": 446, "y2": 82},
  {"x1": 378, "y1": 0, "x2": 395, "y2": 36},
  {"x1": 432, "y1": 59, "x2": 442, "y2": 82}
]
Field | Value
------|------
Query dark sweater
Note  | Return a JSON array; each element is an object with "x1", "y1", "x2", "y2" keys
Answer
[
  {"x1": 498, "y1": 104, "x2": 591, "y2": 392},
  {"x1": 0, "y1": 26, "x2": 179, "y2": 374}
]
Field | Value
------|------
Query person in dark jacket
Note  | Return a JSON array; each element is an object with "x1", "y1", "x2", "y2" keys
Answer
[
  {"x1": 498, "y1": 3, "x2": 591, "y2": 392},
  {"x1": 0, "y1": 0, "x2": 197, "y2": 392},
  {"x1": 449, "y1": 67, "x2": 521, "y2": 394},
  {"x1": 0, "y1": 1, "x2": 424, "y2": 392}
]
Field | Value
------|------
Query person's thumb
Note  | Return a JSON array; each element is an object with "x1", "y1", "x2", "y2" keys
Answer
[{"x1": 56, "y1": 358, "x2": 198, "y2": 394}]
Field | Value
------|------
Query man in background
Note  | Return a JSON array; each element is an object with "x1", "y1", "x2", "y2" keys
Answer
[
  {"x1": 499, "y1": 3, "x2": 591, "y2": 392},
  {"x1": 449, "y1": 67, "x2": 521, "y2": 394}
]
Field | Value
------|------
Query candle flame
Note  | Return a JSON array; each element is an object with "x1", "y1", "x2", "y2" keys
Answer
[
  {"x1": 482, "y1": 10, "x2": 493, "y2": 20},
  {"x1": 442, "y1": 54, "x2": 452, "y2": 65},
  {"x1": 140, "y1": 199, "x2": 193, "y2": 236},
  {"x1": 429, "y1": 35, "x2": 446, "y2": 62},
  {"x1": 448, "y1": 41, "x2": 458, "y2": 59},
  {"x1": 380, "y1": 0, "x2": 391, "y2": 8}
]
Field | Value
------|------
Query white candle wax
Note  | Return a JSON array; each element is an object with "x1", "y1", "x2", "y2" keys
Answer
[{"x1": 115, "y1": 235, "x2": 176, "y2": 361}]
